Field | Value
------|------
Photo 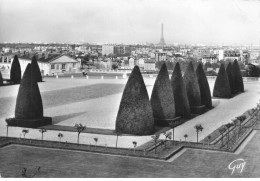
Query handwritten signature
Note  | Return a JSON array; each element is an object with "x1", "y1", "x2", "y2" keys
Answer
[{"x1": 228, "y1": 158, "x2": 246, "y2": 175}]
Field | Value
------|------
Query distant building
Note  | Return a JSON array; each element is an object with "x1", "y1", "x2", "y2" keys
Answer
[
  {"x1": 155, "y1": 52, "x2": 167, "y2": 62},
  {"x1": 223, "y1": 50, "x2": 241, "y2": 61},
  {"x1": 201, "y1": 55, "x2": 218, "y2": 64},
  {"x1": 102, "y1": 45, "x2": 115, "y2": 56},
  {"x1": 144, "y1": 59, "x2": 156, "y2": 70},
  {"x1": 45, "y1": 54, "x2": 80, "y2": 75},
  {"x1": 129, "y1": 57, "x2": 135, "y2": 69},
  {"x1": 249, "y1": 49, "x2": 260, "y2": 62},
  {"x1": 0, "y1": 54, "x2": 13, "y2": 69},
  {"x1": 192, "y1": 49, "x2": 210, "y2": 59},
  {"x1": 102, "y1": 45, "x2": 131, "y2": 56}
]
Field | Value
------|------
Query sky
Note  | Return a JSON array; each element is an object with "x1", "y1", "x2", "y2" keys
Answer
[{"x1": 0, "y1": 0, "x2": 260, "y2": 45}]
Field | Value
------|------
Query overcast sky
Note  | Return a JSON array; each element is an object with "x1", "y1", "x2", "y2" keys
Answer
[{"x1": 0, "y1": 0, "x2": 260, "y2": 45}]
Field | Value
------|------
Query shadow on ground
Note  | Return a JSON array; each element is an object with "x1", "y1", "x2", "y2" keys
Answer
[{"x1": 51, "y1": 112, "x2": 87, "y2": 124}]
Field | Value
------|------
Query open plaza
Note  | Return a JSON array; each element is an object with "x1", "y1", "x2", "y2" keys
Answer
[{"x1": 1, "y1": 75, "x2": 260, "y2": 177}]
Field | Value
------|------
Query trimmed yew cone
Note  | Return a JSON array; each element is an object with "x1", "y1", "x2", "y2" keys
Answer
[
  {"x1": 183, "y1": 61, "x2": 202, "y2": 107},
  {"x1": 171, "y1": 62, "x2": 191, "y2": 118},
  {"x1": 10, "y1": 55, "x2": 21, "y2": 84},
  {"x1": 15, "y1": 63, "x2": 43, "y2": 119},
  {"x1": 213, "y1": 63, "x2": 232, "y2": 98},
  {"x1": 196, "y1": 63, "x2": 212, "y2": 109},
  {"x1": 226, "y1": 62, "x2": 235, "y2": 94},
  {"x1": 31, "y1": 55, "x2": 42, "y2": 82},
  {"x1": 232, "y1": 59, "x2": 244, "y2": 93},
  {"x1": 115, "y1": 66, "x2": 154, "y2": 135},
  {"x1": 6, "y1": 63, "x2": 52, "y2": 128},
  {"x1": 0, "y1": 71, "x2": 3, "y2": 86},
  {"x1": 150, "y1": 63, "x2": 175, "y2": 126}
]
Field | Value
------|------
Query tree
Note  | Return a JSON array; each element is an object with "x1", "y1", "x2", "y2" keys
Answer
[
  {"x1": 132, "y1": 141, "x2": 137, "y2": 153},
  {"x1": 194, "y1": 124, "x2": 203, "y2": 144},
  {"x1": 155, "y1": 61, "x2": 164, "y2": 70},
  {"x1": 184, "y1": 134, "x2": 188, "y2": 142},
  {"x1": 196, "y1": 63, "x2": 212, "y2": 109},
  {"x1": 207, "y1": 135, "x2": 211, "y2": 146},
  {"x1": 163, "y1": 132, "x2": 172, "y2": 148},
  {"x1": 247, "y1": 64, "x2": 260, "y2": 77},
  {"x1": 219, "y1": 127, "x2": 227, "y2": 147},
  {"x1": 204, "y1": 62, "x2": 212, "y2": 71},
  {"x1": 39, "y1": 128, "x2": 47, "y2": 141},
  {"x1": 31, "y1": 56, "x2": 42, "y2": 82},
  {"x1": 74, "y1": 123, "x2": 86, "y2": 144},
  {"x1": 171, "y1": 62, "x2": 191, "y2": 118},
  {"x1": 22, "y1": 129, "x2": 29, "y2": 138},
  {"x1": 58, "y1": 133, "x2": 63, "y2": 143},
  {"x1": 83, "y1": 54, "x2": 90, "y2": 64},
  {"x1": 10, "y1": 55, "x2": 21, "y2": 84},
  {"x1": 236, "y1": 115, "x2": 246, "y2": 135},
  {"x1": 226, "y1": 63, "x2": 234, "y2": 94},
  {"x1": 115, "y1": 66, "x2": 154, "y2": 135},
  {"x1": 112, "y1": 63, "x2": 118, "y2": 70},
  {"x1": 213, "y1": 64, "x2": 232, "y2": 98},
  {"x1": 150, "y1": 63, "x2": 175, "y2": 126},
  {"x1": 238, "y1": 61, "x2": 245, "y2": 70},
  {"x1": 151, "y1": 135, "x2": 159, "y2": 153},
  {"x1": 183, "y1": 61, "x2": 202, "y2": 109},
  {"x1": 225, "y1": 123, "x2": 234, "y2": 149},
  {"x1": 232, "y1": 59, "x2": 244, "y2": 93},
  {"x1": 15, "y1": 63, "x2": 43, "y2": 119},
  {"x1": 212, "y1": 63, "x2": 220, "y2": 70},
  {"x1": 94, "y1": 138, "x2": 98, "y2": 147},
  {"x1": 6, "y1": 124, "x2": 9, "y2": 137},
  {"x1": 169, "y1": 120, "x2": 176, "y2": 145},
  {"x1": 0, "y1": 71, "x2": 3, "y2": 86},
  {"x1": 115, "y1": 130, "x2": 121, "y2": 149}
]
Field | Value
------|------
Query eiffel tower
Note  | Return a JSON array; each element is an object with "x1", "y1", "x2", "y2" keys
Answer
[{"x1": 158, "y1": 23, "x2": 166, "y2": 47}]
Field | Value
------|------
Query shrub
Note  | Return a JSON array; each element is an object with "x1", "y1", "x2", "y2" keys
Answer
[
  {"x1": 0, "y1": 71, "x2": 3, "y2": 86},
  {"x1": 15, "y1": 63, "x2": 43, "y2": 119},
  {"x1": 10, "y1": 55, "x2": 21, "y2": 84},
  {"x1": 213, "y1": 64, "x2": 232, "y2": 98},
  {"x1": 150, "y1": 63, "x2": 175, "y2": 126},
  {"x1": 171, "y1": 62, "x2": 191, "y2": 118},
  {"x1": 232, "y1": 60, "x2": 244, "y2": 93},
  {"x1": 115, "y1": 66, "x2": 154, "y2": 135},
  {"x1": 226, "y1": 63, "x2": 235, "y2": 94},
  {"x1": 196, "y1": 63, "x2": 212, "y2": 109},
  {"x1": 183, "y1": 61, "x2": 201, "y2": 107},
  {"x1": 31, "y1": 55, "x2": 42, "y2": 82}
]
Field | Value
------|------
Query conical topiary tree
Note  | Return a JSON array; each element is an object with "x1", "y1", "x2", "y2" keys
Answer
[
  {"x1": 171, "y1": 62, "x2": 191, "y2": 118},
  {"x1": 10, "y1": 55, "x2": 21, "y2": 84},
  {"x1": 31, "y1": 55, "x2": 42, "y2": 82},
  {"x1": 6, "y1": 63, "x2": 52, "y2": 128},
  {"x1": 226, "y1": 62, "x2": 235, "y2": 94},
  {"x1": 115, "y1": 66, "x2": 154, "y2": 135},
  {"x1": 15, "y1": 63, "x2": 43, "y2": 119},
  {"x1": 196, "y1": 63, "x2": 212, "y2": 109},
  {"x1": 232, "y1": 59, "x2": 244, "y2": 93},
  {"x1": 150, "y1": 63, "x2": 175, "y2": 126},
  {"x1": 213, "y1": 63, "x2": 232, "y2": 98},
  {"x1": 183, "y1": 61, "x2": 201, "y2": 108},
  {"x1": 0, "y1": 71, "x2": 3, "y2": 86}
]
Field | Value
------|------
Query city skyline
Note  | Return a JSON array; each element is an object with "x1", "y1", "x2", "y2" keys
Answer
[{"x1": 0, "y1": 0, "x2": 260, "y2": 45}]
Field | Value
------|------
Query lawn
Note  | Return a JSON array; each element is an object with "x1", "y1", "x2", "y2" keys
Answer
[{"x1": 1, "y1": 129, "x2": 260, "y2": 177}]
